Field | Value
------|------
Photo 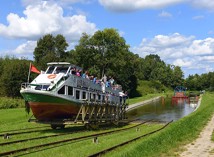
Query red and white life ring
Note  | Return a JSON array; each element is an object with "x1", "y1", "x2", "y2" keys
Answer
[{"x1": 47, "y1": 74, "x2": 56, "y2": 79}]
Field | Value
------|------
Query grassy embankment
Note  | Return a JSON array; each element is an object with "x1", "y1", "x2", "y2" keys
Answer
[
  {"x1": 106, "y1": 92, "x2": 214, "y2": 157},
  {"x1": 1, "y1": 88, "x2": 208, "y2": 156},
  {"x1": 128, "y1": 79, "x2": 173, "y2": 105}
]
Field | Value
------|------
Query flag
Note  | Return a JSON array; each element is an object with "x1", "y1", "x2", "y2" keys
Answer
[{"x1": 30, "y1": 63, "x2": 40, "y2": 74}]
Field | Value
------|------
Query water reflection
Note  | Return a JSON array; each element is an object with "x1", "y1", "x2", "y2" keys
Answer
[{"x1": 127, "y1": 97, "x2": 196, "y2": 122}]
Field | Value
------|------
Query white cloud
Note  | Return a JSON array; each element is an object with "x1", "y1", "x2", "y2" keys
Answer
[
  {"x1": 173, "y1": 58, "x2": 192, "y2": 67},
  {"x1": 14, "y1": 41, "x2": 37, "y2": 54},
  {"x1": 132, "y1": 33, "x2": 214, "y2": 73},
  {"x1": 199, "y1": 56, "x2": 214, "y2": 63},
  {"x1": 21, "y1": 0, "x2": 92, "y2": 6},
  {"x1": 187, "y1": 38, "x2": 214, "y2": 55},
  {"x1": 0, "y1": 1, "x2": 97, "y2": 42},
  {"x1": 140, "y1": 33, "x2": 194, "y2": 49},
  {"x1": 191, "y1": 0, "x2": 214, "y2": 11},
  {"x1": 158, "y1": 11, "x2": 172, "y2": 18},
  {"x1": 1, "y1": 41, "x2": 37, "y2": 59},
  {"x1": 98, "y1": 0, "x2": 214, "y2": 12},
  {"x1": 99, "y1": 0, "x2": 185, "y2": 12}
]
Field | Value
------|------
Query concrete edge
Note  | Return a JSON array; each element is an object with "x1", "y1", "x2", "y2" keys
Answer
[{"x1": 126, "y1": 96, "x2": 162, "y2": 112}]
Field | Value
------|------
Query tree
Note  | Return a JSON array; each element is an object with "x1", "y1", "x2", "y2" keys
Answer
[
  {"x1": 70, "y1": 28, "x2": 137, "y2": 96},
  {"x1": 34, "y1": 34, "x2": 68, "y2": 70},
  {"x1": 55, "y1": 34, "x2": 69, "y2": 59},
  {"x1": 0, "y1": 57, "x2": 29, "y2": 97}
]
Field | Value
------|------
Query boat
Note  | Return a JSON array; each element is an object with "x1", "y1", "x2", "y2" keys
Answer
[
  {"x1": 20, "y1": 62, "x2": 126, "y2": 126},
  {"x1": 172, "y1": 86, "x2": 188, "y2": 98}
]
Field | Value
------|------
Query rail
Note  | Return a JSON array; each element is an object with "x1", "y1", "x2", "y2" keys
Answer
[
  {"x1": 0, "y1": 120, "x2": 151, "y2": 156},
  {"x1": 88, "y1": 120, "x2": 173, "y2": 157}
]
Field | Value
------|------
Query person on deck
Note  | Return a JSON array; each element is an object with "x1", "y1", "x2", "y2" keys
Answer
[
  {"x1": 93, "y1": 76, "x2": 97, "y2": 84},
  {"x1": 119, "y1": 91, "x2": 125, "y2": 105},
  {"x1": 109, "y1": 77, "x2": 114, "y2": 86},
  {"x1": 123, "y1": 91, "x2": 128, "y2": 104}
]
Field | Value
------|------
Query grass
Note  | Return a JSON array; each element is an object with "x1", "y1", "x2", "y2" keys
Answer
[
  {"x1": 105, "y1": 92, "x2": 214, "y2": 157},
  {"x1": 1, "y1": 93, "x2": 214, "y2": 156},
  {"x1": 0, "y1": 108, "x2": 164, "y2": 156}
]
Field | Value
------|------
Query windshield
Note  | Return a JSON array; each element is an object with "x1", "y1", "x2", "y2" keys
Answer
[
  {"x1": 46, "y1": 66, "x2": 55, "y2": 74},
  {"x1": 54, "y1": 67, "x2": 69, "y2": 74}
]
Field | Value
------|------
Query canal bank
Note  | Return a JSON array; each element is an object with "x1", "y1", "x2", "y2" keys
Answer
[
  {"x1": 126, "y1": 96, "x2": 162, "y2": 112},
  {"x1": 126, "y1": 95, "x2": 199, "y2": 122},
  {"x1": 110, "y1": 93, "x2": 214, "y2": 157}
]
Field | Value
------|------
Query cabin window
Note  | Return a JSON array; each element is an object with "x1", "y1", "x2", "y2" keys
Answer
[
  {"x1": 76, "y1": 90, "x2": 80, "y2": 99},
  {"x1": 54, "y1": 67, "x2": 69, "y2": 74},
  {"x1": 98, "y1": 94, "x2": 101, "y2": 100},
  {"x1": 93, "y1": 94, "x2": 96, "y2": 100},
  {"x1": 82, "y1": 91, "x2": 87, "y2": 100},
  {"x1": 58, "y1": 86, "x2": 65, "y2": 94},
  {"x1": 46, "y1": 66, "x2": 55, "y2": 74},
  {"x1": 68, "y1": 86, "x2": 73, "y2": 96}
]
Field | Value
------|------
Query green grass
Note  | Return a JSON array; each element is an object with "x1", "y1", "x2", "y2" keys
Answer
[
  {"x1": 1, "y1": 93, "x2": 213, "y2": 156},
  {"x1": 0, "y1": 108, "x2": 164, "y2": 156},
  {"x1": 105, "y1": 92, "x2": 214, "y2": 157}
]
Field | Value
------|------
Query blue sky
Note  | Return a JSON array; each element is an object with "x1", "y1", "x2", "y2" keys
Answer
[{"x1": 0, "y1": 0, "x2": 214, "y2": 77}]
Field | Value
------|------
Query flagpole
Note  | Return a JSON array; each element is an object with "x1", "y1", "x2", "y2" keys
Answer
[{"x1": 27, "y1": 62, "x2": 31, "y2": 84}]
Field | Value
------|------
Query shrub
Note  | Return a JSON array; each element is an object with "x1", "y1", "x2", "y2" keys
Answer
[{"x1": 0, "y1": 97, "x2": 25, "y2": 109}]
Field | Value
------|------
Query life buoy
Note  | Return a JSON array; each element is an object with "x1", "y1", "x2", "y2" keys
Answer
[{"x1": 47, "y1": 74, "x2": 56, "y2": 79}]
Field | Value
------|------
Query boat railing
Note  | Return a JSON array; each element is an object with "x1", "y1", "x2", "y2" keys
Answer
[
  {"x1": 21, "y1": 83, "x2": 39, "y2": 89},
  {"x1": 21, "y1": 83, "x2": 30, "y2": 89},
  {"x1": 21, "y1": 83, "x2": 50, "y2": 91}
]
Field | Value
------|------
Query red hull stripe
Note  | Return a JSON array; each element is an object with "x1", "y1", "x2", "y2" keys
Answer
[{"x1": 29, "y1": 102, "x2": 80, "y2": 120}]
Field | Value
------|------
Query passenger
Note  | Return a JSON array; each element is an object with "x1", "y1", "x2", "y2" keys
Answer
[
  {"x1": 105, "y1": 81, "x2": 110, "y2": 87},
  {"x1": 96, "y1": 79, "x2": 101, "y2": 85},
  {"x1": 123, "y1": 91, "x2": 128, "y2": 104},
  {"x1": 90, "y1": 75, "x2": 94, "y2": 81},
  {"x1": 93, "y1": 76, "x2": 97, "y2": 84},
  {"x1": 109, "y1": 77, "x2": 114, "y2": 85},
  {"x1": 101, "y1": 81, "x2": 105, "y2": 93},
  {"x1": 102, "y1": 75, "x2": 107, "y2": 83},
  {"x1": 82, "y1": 71, "x2": 86, "y2": 78},
  {"x1": 70, "y1": 67, "x2": 76, "y2": 75},
  {"x1": 119, "y1": 91, "x2": 125, "y2": 104},
  {"x1": 86, "y1": 71, "x2": 89, "y2": 79},
  {"x1": 79, "y1": 70, "x2": 82, "y2": 76},
  {"x1": 76, "y1": 70, "x2": 80, "y2": 77}
]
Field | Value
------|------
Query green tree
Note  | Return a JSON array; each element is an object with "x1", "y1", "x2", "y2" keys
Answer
[
  {"x1": 0, "y1": 57, "x2": 29, "y2": 97},
  {"x1": 71, "y1": 28, "x2": 137, "y2": 95},
  {"x1": 34, "y1": 34, "x2": 68, "y2": 70},
  {"x1": 171, "y1": 66, "x2": 184, "y2": 88}
]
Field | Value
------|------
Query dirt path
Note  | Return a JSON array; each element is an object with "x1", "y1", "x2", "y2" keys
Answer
[{"x1": 180, "y1": 114, "x2": 214, "y2": 157}]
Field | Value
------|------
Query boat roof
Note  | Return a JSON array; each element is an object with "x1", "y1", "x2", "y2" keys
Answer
[
  {"x1": 47, "y1": 62, "x2": 70, "y2": 65},
  {"x1": 47, "y1": 62, "x2": 82, "y2": 70}
]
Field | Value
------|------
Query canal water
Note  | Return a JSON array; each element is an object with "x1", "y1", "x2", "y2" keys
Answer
[{"x1": 127, "y1": 97, "x2": 197, "y2": 122}]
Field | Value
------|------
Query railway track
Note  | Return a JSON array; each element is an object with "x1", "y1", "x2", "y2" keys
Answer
[
  {"x1": 0, "y1": 121, "x2": 133, "y2": 146},
  {"x1": 0, "y1": 120, "x2": 151, "y2": 156},
  {"x1": 0, "y1": 126, "x2": 49, "y2": 134},
  {"x1": 88, "y1": 120, "x2": 173, "y2": 157},
  {"x1": 0, "y1": 126, "x2": 51, "y2": 137}
]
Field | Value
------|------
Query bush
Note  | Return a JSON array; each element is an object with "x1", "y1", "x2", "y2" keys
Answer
[
  {"x1": 137, "y1": 80, "x2": 170, "y2": 96},
  {"x1": 0, "y1": 97, "x2": 25, "y2": 109}
]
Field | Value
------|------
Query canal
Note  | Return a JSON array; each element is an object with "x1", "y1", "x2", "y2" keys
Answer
[{"x1": 127, "y1": 97, "x2": 197, "y2": 122}]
